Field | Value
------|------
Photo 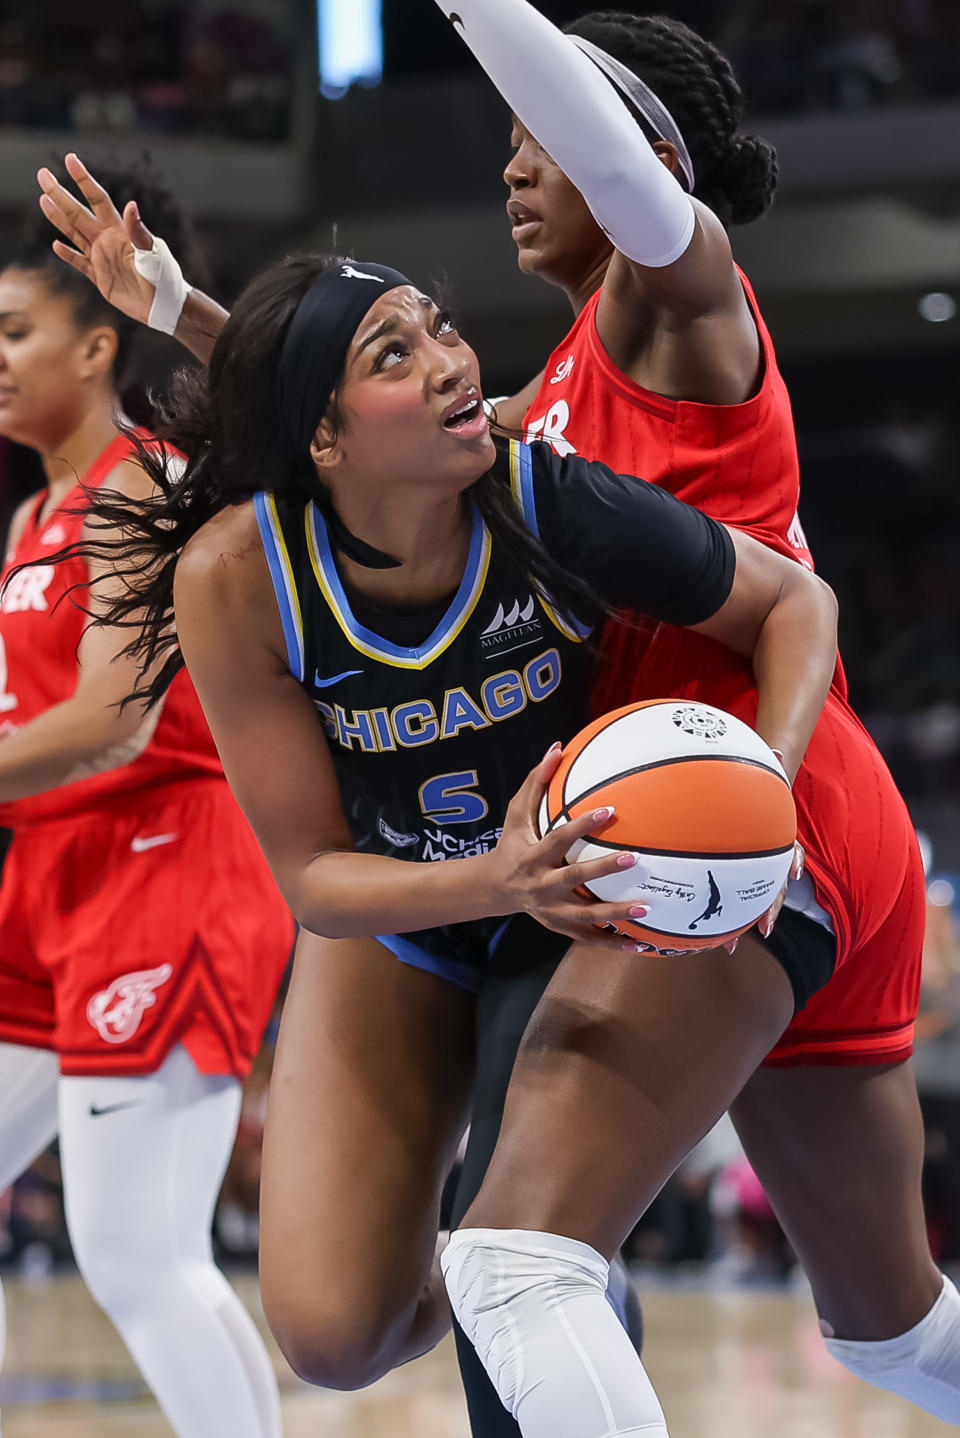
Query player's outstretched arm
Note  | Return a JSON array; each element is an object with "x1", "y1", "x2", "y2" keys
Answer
[
  {"x1": 37, "y1": 154, "x2": 228, "y2": 364},
  {"x1": 435, "y1": 0, "x2": 743, "y2": 307}
]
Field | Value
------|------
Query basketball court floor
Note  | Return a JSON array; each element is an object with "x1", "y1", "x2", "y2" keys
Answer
[{"x1": 1, "y1": 1269, "x2": 953, "y2": 1436}]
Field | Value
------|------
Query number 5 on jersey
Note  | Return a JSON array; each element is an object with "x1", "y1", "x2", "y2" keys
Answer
[{"x1": 419, "y1": 770, "x2": 488, "y2": 826}]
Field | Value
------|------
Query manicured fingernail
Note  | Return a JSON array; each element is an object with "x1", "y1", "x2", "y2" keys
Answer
[
  {"x1": 543, "y1": 741, "x2": 561, "y2": 759},
  {"x1": 615, "y1": 851, "x2": 636, "y2": 867},
  {"x1": 629, "y1": 905, "x2": 648, "y2": 918},
  {"x1": 594, "y1": 806, "x2": 615, "y2": 822},
  {"x1": 796, "y1": 861, "x2": 804, "y2": 881},
  {"x1": 762, "y1": 919, "x2": 774, "y2": 938},
  {"x1": 622, "y1": 942, "x2": 644, "y2": 953}
]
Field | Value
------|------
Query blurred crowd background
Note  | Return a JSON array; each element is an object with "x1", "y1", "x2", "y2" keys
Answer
[
  {"x1": 0, "y1": 0, "x2": 959, "y2": 1288},
  {"x1": 1, "y1": 0, "x2": 959, "y2": 140}
]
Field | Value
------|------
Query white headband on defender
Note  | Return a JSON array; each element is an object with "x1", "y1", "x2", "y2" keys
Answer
[{"x1": 569, "y1": 35, "x2": 696, "y2": 193}]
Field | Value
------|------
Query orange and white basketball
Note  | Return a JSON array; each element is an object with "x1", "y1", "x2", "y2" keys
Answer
[{"x1": 538, "y1": 700, "x2": 797, "y2": 953}]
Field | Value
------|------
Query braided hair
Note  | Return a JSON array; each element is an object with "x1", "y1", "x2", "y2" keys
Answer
[{"x1": 565, "y1": 12, "x2": 778, "y2": 227}]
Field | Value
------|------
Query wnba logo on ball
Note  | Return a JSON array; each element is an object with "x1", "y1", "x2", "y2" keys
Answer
[
  {"x1": 671, "y1": 705, "x2": 728, "y2": 741},
  {"x1": 87, "y1": 965, "x2": 173, "y2": 1044}
]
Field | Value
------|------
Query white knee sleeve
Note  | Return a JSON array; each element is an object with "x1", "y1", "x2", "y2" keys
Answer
[
  {"x1": 443, "y1": 1227, "x2": 668, "y2": 1437},
  {"x1": 825, "y1": 1274, "x2": 960, "y2": 1423}
]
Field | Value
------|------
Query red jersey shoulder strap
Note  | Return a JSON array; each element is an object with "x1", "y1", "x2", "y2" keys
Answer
[
  {"x1": 583, "y1": 265, "x2": 780, "y2": 410},
  {"x1": 16, "y1": 430, "x2": 155, "y2": 549},
  {"x1": 735, "y1": 266, "x2": 779, "y2": 390},
  {"x1": 81, "y1": 429, "x2": 147, "y2": 492}
]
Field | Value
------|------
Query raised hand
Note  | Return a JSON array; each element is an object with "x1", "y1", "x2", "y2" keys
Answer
[{"x1": 37, "y1": 153, "x2": 165, "y2": 326}]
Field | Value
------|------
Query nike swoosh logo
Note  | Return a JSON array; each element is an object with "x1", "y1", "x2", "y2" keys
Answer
[
  {"x1": 314, "y1": 669, "x2": 363, "y2": 688},
  {"x1": 130, "y1": 832, "x2": 178, "y2": 853},
  {"x1": 89, "y1": 1101, "x2": 143, "y2": 1118}
]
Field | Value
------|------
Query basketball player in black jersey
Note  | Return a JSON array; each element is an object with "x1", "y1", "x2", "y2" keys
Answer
[{"x1": 53, "y1": 247, "x2": 839, "y2": 1430}]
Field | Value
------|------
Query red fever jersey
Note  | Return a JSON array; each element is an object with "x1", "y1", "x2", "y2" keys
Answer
[
  {"x1": 0, "y1": 431, "x2": 293, "y2": 1077},
  {"x1": 0, "y1": 431, "x2": 220, "y2": 825},
  {"x1": 525, "y1": 271, "x2": 836, "y2": 716},
  {"x1": 525, "y1": 274, "x2": 923, "y2": 1065}
]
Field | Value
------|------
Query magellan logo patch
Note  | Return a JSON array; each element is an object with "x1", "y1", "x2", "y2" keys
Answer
[
  {"x1": 672, "y1": 705, "x2": 728, "y2": 741},
  {"x1": 480, "y1": 596, "x2": 542, "y2": 659}
]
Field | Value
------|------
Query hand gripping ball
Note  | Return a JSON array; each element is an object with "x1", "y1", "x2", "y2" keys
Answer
[{"x1": 538, "y1": 701, "x2": 797, "y2": 954}]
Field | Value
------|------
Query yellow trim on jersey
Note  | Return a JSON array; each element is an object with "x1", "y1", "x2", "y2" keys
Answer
[
  {"x1": 509, "y1": 438, "x2": 524, "y2": 511},
  {"x1": 540, "y1": 598, "x2": 587, "y2": 642},
  {"x1": 304, "y1": 506, "x2": 493, "y2": 670},
  {"x1": 263, "y1": 493, "x2": 305, "y2": 678},
  {"x1": 508, "y1": 439, "x2": 587, "y2": 644}
]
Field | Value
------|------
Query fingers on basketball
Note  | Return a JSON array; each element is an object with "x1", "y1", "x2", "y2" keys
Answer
[
  {"x1": 538, "y1": 803, "x2": 615, "y2": 865},
  {"x1": 541, "y1": 701, "x2": 798, "y2": 953}
]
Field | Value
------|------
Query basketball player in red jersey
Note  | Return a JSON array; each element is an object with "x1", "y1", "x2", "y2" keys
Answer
[
  {"x1": 433, "y1": 2, "x2": 944, "y2": 1430},
  {"x1": 0, "y1": 171, "x2": 292, "y2": 1438}
]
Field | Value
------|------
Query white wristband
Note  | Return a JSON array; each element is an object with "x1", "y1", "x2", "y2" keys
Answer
[{"x1": 132, "y1": 235, "x2": 193, "y2": 336}]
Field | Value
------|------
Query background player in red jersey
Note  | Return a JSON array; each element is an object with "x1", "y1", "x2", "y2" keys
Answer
[
  {"x1": 0, "y1": 170, "x2": 293, "y2": 1438},
  {"x1": 435, "y1": 12, "x2": 822, "y2": 1416}
]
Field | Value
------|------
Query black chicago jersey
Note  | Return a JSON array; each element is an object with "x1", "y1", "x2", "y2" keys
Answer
[{"x1": 254, "y1": 436, "x2": 734, "y2": 983}]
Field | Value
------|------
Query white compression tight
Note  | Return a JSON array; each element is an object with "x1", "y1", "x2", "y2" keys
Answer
[
  {"x1": 0, "y1": 1042, "x2": 280, "y2": 1438},
  {"x1": 443, "y1": 1227, "x2": 669, "y2": 1437}
]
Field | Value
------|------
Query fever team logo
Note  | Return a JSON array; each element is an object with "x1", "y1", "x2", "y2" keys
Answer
[{"x1": 87, "y1": 964, "x2": 173, "y2": 1044}]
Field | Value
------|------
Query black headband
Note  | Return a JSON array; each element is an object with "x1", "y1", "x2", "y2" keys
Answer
[
  {"x1": 278, "y1": 260, "x2": 412, "y2": 570},
  {"x1": 278, "y1": 260, "x2": 412, "y2": 460}
]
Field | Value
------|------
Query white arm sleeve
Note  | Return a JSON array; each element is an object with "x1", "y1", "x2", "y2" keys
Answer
[{"x1": 436, "y1": 0, "x2": 696, "y2": 268}]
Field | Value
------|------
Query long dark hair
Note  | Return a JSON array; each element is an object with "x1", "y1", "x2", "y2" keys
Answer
[
  {"x1": 566, "y1": 12, "x2": 778, "y2": 227},
  {"x1": 74, "y1": 252, "x2": 607, "y2": 707}
]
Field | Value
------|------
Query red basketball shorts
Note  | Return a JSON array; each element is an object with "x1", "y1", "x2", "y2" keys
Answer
[
  {"x1": 590, "y1": 630, "x2": 926, "y2": 1070},
  {"x1": 0, "y1": 780, "x2": 294, "y2": 1077},
  {"x1": 763, "y1": 832, "x2": 925, "y2": 1066}
]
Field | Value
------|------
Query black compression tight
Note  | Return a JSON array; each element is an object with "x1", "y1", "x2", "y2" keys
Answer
[{"x1": 450, "y1": 923, "x2": 569, "y2": 1437}]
